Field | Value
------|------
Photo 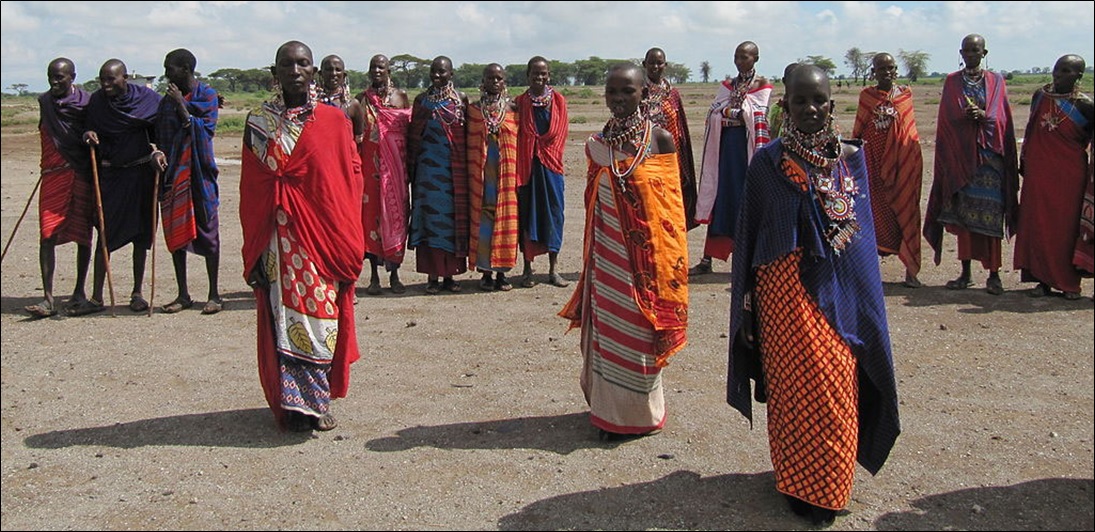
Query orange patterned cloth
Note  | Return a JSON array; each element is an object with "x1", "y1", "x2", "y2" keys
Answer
[
  {"x1": 756, "y1": 249, "x2": 859, "y2": 510},
  {"x1": 852, "y1": 85, "x2": 924, "y2": 276},
  {"x1": 467, "y1": 102, "x2": 520, "y2": 271},
  {"x1": 561, "y1": 148, "x2": 688, "y2": 367}
]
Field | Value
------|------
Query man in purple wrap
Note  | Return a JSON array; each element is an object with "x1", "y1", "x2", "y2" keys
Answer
[{"x1": 77, "y1": 59, "x2": 163, "y2": 315}]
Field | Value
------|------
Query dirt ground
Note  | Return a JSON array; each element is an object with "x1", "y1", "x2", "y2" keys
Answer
[{"x1": 1, "y1": 83, "x2": 1093, "y2": 531}]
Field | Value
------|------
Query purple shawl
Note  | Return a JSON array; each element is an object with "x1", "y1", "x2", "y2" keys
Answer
[{"x1": 38, "y1": 87, "x2": 91, "y2": 173}]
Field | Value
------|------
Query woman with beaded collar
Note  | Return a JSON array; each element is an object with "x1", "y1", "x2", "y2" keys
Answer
[
  {"x1": 516, "y1": 56, "x2": 569, "y2": 289},
  {"x1": 407, "y1": 55, "x2": 470, "y2": 294},
  {"x1": 559, "y1": 62, "x2": 687, "y2": 442},
  {"x1": 1014, "y1": 54, "x2": 1094, "y2": 300},
  {"x1": 852, "y1": 52, "x2": 925, "y2": 289},
  {"x1": 642, "y1": 47, "x2": 697, "y2": 231},
  {"x1": 923, "y1": 33, "x2": 1019, "y2": 296},
  {"x1": 726, "y1": 65, "x2": 899, "y2": 527},
  {"x1": 691, "y1": 41, "x2": 773, "y2": 276},
  {"x1": 467, "y1": 63, "x2": 520, "y2": 292},
  {"x1": 357, "y1": 54, "x2": 412, "y2": 296}
]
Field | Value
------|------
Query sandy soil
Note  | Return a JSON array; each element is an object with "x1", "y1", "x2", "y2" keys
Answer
[{"x1": 1, "y1": 83, "x2": 1092, "y2": 531}]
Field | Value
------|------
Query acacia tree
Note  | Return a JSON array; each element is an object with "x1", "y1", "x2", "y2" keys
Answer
[
  {"x1": 389, "y1": 54, "x2": 429, "y2": 89},
  {"x1": 801, "y1": 55, "x2": 837, "y2": 76},
  {"x1": 897, "y1": 49, "x2": 930, "y2": 82},
  {"x1": 663, "y1": 61, "x2": 691, "y2": 84},
  {"x1": 844, "y1": 47, "x2": 873, "y2": 85},
  {"x1": 700, "y1": 61, "x2": 711, "y2": 83}
]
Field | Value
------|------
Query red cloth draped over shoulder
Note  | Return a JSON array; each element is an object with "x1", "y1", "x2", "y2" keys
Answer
[
  {"x1": 923, "y1": 71, "x2": 1019, "y2": 264},
  {"x1": 239, "y1": 105, "x2": 365, "y2": 284},
  {"x1": 515, "y1": 90, "x2": 568, "y2": 186},
  {"x1": 240, "y1": 105, "x2": 365, "y2": 403}
]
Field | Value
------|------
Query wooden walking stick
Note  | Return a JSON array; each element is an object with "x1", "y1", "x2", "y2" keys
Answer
[
  {"x1": 0, "y1": 173, "x2": 43, "y2": 265},
  {"x1": 148, "y1": 165, "x2": 161, "y2": 317},
  {"x1": 89, "y1": 145, "x2": 117, "y2": 316}
]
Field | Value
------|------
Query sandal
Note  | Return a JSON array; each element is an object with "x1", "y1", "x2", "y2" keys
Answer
[
  {"x1": 312, "y1": 413, "x2": 338, "y2": 431},
  {"x1": 1064, "y1": 291, "x2": 1082, "y2": 301},
  {"x1": 129, "y1": 294, "x2": 150, "y2": 312},
  {"x1": 443, "y1": 278, "x2": 462, "y2": 293},
  {"x1": 945, "y1": 277, "x2": 973, "y2": 290},
  {"x1": 1027, "y1": 283, "x2": 1052, "y2": 298},
  {"x1": 390, "y1": 278, "x2": 406, "y2": 294},
  {"x1": 688, "y1": 259, "x2": 712, "y2": 276},
  {"x1": 479, "y1": 275, "x2": 494, "y2": 292},
  {"x1": 985, "y1": 277, "x2": 1004, "y2": 296},
  {"x1": 24, "y1": 301, "x2": 57, "y2": 319},
  {"x1": 494, "y1": 277, "x2": 513, "y2": 292},
  {"x1": 519, "y1": 274, "x2": 535, "y2": 288},
  {"x1": 161, "y1": 297, "x2": 194, "y2": 314},
  {"x1": 425, "y1": 281, "x2": 441, "y2": 295},
  {"x1": 548, "y1": 273, "x2": 569, "y2": 288},
  {"x1": 366, "y1": 280, "x2": 383, "y2": 296},
  {"x1": 66, "y1": 298, "x2": 105, "y2": 317},
  {"x1": 201, "y1": 299, "x2": 223, "y2": 315}
]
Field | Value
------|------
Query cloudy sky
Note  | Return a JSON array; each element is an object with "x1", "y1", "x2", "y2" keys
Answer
[{"x1": 2, "y1": 1, "x2": 1093, "y2": 93}]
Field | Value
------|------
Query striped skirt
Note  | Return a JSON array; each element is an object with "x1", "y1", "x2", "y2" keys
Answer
[{"x1": 579, "y1": 173, "x2": 665, "y2": 434}]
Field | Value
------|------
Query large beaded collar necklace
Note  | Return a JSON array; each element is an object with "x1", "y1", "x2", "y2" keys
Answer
[
  {"x1": 528, "y1": 86, "x2": 554, "y2": 107},
  {"x1": 480, "y1": 91, "x2": 509, "y2": 135}
]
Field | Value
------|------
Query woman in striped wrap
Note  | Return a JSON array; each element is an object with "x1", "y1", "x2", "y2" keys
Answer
[
  {"x1": 560, "y1": 63, "x2": 688, "y2": 441},
  {"x1": 852, "y1": 52, "x2": 924, "y2": 288}
]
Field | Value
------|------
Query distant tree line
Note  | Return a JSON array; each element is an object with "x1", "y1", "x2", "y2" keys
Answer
[
  {"x1": 65, "y1": 55, "x2": 693, "y2": 95},
  {"x1": 7, "y1": 49, "x2": 1093, "y2": 96}
]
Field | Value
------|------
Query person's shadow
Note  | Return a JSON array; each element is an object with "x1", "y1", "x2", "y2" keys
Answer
[
  {"x1": 874, "y1": 477, "x2": 1094, "y2": 530},
  {"x1": 23, "y1": 408, "x2": 310, "y2": 449},
  {"x1": 883, "y1": 281, "x2": 1091, "y2": 315},
  {"x1": 366, "y1": 412, "x2": 628, "y2": 455},
  {"x1": 498, "y1": 469, "x2": 819, "y2": 530}
]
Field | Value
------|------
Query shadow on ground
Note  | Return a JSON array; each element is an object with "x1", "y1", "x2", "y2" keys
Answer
[
  {"x1": 874, "y1": 477, "x2": 1094, "y2": 531},
  {"x1": 499, "y1": 469, "x2": 823, "y2": 531},
  {"x1": 366, "y1": 411, "x2": 631, "y2": 455},
  {"x1": 23, "y1": 408, "x2": 309, "y2": 449}
]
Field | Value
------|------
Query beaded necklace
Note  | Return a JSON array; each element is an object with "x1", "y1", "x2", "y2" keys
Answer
[
  {"x1": 318, "y1": 80, "x2": 351, "y2": 108},
  {"x1": 728, "y1": 69, "x2": 756, "y2": 110},
  {"x1": 643, "y1": 78, "x2": 670, "y2": 127},
  {"x1": 962, "y1": 68, "x2": 984, "y2": 87},
  {"x1": 373, "y1": 80, "x2": 396, "y2": 107},
  {"x1": 606, "y1": 118, "x2": 653, "y2": 187},
  {"x1": 601, "y1": 108, "x2": 647, "y2": 148},
  {"x1": 528, "y1": 86, "x2": 554, "y2": 107},
  {"x1": 871, "y1": 85, "x2": 900, "y2": 130},
  {"x1": 782, "y1": 117, "x2": 860, "y2": 253},
  {"x1": 271, "y1": 80, "x2": 318, "y2": 123},
  {"x1": 480, "y1": 91, "x2": 509, "y2": 135},
  {"x1": 426, "y1": 81, "x2": 463, "y2": 125},
  {"x1": 427, "y1": 81, "x2": 460, "y2": 104},
  {"x1": 783, "y1": 114, "x2": 840, "y2": 169},
  {"x1": 1040, "y1": 83, "x2": 1081, "y2": 132}
]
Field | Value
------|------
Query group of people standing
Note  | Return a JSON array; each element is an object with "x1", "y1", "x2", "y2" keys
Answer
[
  {"x1": 22, "y1": 34, "x2": 1093, "y2": 529},
  {"x1": 682, "y1": 34, "x2": 1092, "y2": 527},
  {"x1": 27, "y1": 49, "x2": 222, "y2": 320},
  {"x1": 237, "y1": 43, "x2": 576, "y2": 432}
]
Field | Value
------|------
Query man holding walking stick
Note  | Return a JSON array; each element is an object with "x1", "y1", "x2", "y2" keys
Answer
[
  {"x1": 71, "y1": 59, "x2": 162, "y2": 316},
  {"x1": 21, "y1": 58, "x2": 95, "y2": 318}
]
